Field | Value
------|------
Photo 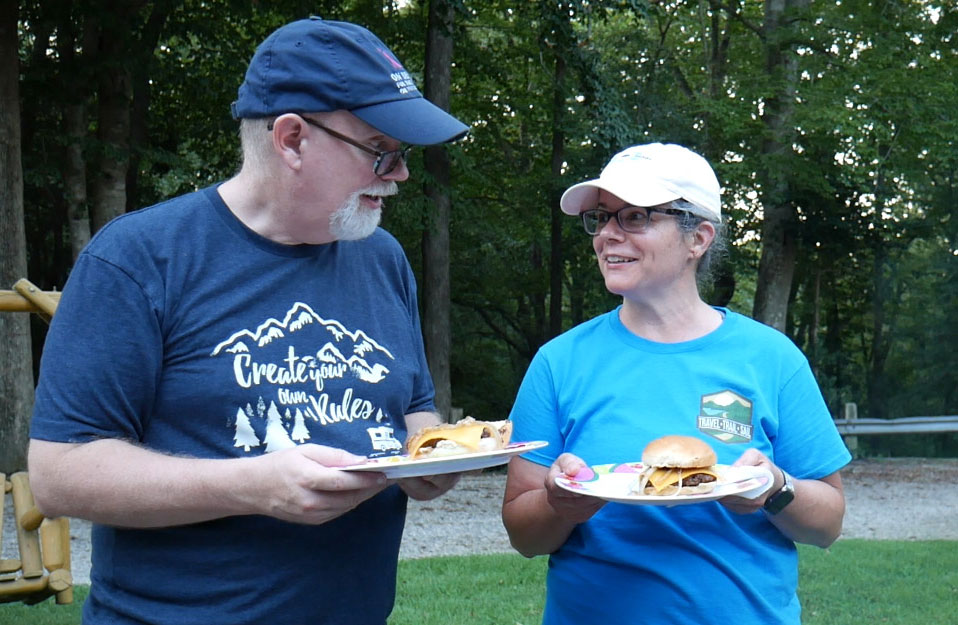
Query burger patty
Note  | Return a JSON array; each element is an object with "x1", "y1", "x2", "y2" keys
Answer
[{"x1": 673, "y1": 472, "x2": 717, "y2": 487}]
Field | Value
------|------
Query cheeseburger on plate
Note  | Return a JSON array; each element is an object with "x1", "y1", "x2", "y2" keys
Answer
[
  {"x1": 406, "y1": 416, "x2": 513, "y2": 459},
  {"x1": 632, "y1": 435, "x2": 723, "y2": 496}
]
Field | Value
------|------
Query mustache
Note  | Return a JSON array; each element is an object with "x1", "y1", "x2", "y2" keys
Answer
[{"x1": 358, "y1": 181, "x2": 399, "y2": 198}]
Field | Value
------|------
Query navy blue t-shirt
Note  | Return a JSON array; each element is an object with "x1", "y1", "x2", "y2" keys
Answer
[{"x1": 31, "y1": 185, "x2": 435, "y2": 624}]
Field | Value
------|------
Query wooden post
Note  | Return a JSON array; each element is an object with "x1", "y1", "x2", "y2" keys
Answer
[
  {"x1": 0, "y1": 474, "x2": 5, "y2": 556},
  {"x1": 0, "y1": 573, "x2": 51, "y2": 603},
  {"x1": 844, "y1": 402, "x2": 859, "y2": 454},
  {"x1": 10, "y1": 473, "x2": 43, "y2": 578},
  {"x1": 55, "y1": 518, "x2": 74, "y2": 604},
  {"x1": 11, "y1": 279, "x2": 58, "y2": 323},
  {"x1": 40, "y1": 518, "x2": 73, "y2": 604}
]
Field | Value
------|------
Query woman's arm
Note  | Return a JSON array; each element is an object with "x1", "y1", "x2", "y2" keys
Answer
[
  {"x1": 766, "y1": 470, "x2": 845, "y2": 547},
  {"x1": 502, "y1": 454, "x2": 606, "y2": 557},
  {"x1": 721, "y1": 448, "x2": 846, "y2": 548}
]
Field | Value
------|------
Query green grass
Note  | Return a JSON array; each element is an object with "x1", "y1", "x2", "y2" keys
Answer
[
  {"x1": 798, "y1": 540, "x2": 958, "y2": 624},
  {"x1": 390, "y1": 553, "x2": 547, "y2": 625},
  {"x1": 1, "y1": 540, "x2": 954, "y2": 625},
  {"x1": 0, "y1": 585, "x2": 89, "y2": 625}
]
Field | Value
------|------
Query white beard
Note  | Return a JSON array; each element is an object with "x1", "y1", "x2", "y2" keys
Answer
[{"x1": 329, "y1": 182, "x2": 397, "y2": 241}]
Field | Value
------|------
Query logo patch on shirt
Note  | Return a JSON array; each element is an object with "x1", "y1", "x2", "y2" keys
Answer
[{"x1": 697, "y1": 390, "x2": 753, "y2": 443}]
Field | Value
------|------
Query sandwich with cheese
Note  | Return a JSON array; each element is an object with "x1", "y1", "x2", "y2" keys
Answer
[
  {"x1": 632, "y1": 435, "x2": 722, "y2": 496},
  {"x1": 406, "y1": 416, "x2": 513, "y2": 459}
]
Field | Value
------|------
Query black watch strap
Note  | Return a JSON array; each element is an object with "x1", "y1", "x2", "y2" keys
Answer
[{"x1": 763, "y1": 469, "x2": 795, "y2": 515}]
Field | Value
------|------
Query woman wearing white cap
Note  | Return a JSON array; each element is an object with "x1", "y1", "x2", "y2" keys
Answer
[{"x1": 502, "y1": 143, "x2": 849, "y2": 625}]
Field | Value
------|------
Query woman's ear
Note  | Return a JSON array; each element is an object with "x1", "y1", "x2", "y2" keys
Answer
[{"x1": 689, "y1": 220, "x2": 716, "y2": 260}]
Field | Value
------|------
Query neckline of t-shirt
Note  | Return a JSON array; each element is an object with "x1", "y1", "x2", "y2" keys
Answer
[
  {"x1": 607, "y1": 305, "x2": 735, "y2": 353},
  {"x1": 204, "y1": 184, "x2": 334, "y2": 258}
]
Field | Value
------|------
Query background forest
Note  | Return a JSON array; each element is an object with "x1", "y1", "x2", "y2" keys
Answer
[{"x1": 1, "y1": 0, "x2": 956, "y2": 470}]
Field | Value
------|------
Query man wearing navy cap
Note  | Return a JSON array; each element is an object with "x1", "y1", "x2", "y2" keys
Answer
[{"x1": 28, "y1": 18, "x2": 468, "y2": 625}]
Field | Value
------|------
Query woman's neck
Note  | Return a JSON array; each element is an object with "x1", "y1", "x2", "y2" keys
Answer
[{"x1": 618, "y1": 295, "x2": 723, "y2": 343}]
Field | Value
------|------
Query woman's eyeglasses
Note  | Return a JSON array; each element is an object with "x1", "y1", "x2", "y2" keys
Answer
[{"x1": 580, "y1": 205, "x2": 688, "y2": 236}]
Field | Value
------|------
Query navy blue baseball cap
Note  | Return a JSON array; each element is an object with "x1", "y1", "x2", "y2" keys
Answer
[{"x1": 231, "y1": 17, "x2": 469, "y2": 146}]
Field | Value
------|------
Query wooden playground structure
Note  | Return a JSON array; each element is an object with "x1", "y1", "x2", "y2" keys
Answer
[{"x1": 0, "y1": 279, "x2": 73, "y2": 605}]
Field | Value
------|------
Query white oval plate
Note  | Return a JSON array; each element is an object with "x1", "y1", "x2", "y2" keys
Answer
[{"x1": 338, "y1": 441, "x2": 549, "y2": 479}]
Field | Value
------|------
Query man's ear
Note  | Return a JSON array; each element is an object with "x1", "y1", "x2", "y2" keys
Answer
[{"x1": 270, "y1": 114, "x2": 307, "y2": 170}]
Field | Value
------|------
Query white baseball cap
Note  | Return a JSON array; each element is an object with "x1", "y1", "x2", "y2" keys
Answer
[{"x1": 559, "y1": 143, "x2": 722, "y2": 222}]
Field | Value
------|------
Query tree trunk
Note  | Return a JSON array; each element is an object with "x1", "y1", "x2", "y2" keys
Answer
[
  {"x1": 752, "y1": 0, "x2": 807, "y2": 331},
  {"x1": 867, "y1": 235, "x2": 893, "y2": 421},
  {"x1": 64, "y1": 103, "x2": 92, "y2": 259},
  {"x1": 127, "y1": 0, "x2": 174, "y2": 213},
  {"x1": 0, "y1": 0, "x2": 35, "y2": 472},
  {"x1": 548, "y1": 49, "x2": 566, "y2": 339},
  {"x1": 421, "y1": 0, "x2": 457, "y2": 421},
  {"x1": 58, "y1": 14, "x2": 96, "y2": 260},
  {"x1": 752, "y1": 203, "x2": 797, "y2": 330},
  {"x1": 91, "y1": 6, "x2": 133, "y2": 232},
  {"x1": 809, "y1": 262, "x2": 821, "y2": 371}
]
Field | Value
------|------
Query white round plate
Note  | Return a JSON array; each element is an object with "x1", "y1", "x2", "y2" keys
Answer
[
  {"x1": 554, "y1": 463, "x2": 773, "y2": 507},
  {"x1": 338, "y1": 441, "x2": 549, "y2": 479}
]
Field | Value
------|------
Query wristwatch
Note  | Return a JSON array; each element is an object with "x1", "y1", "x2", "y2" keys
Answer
[{"x1": 763, "y1": 469, "x2": 795, "y2": 515}]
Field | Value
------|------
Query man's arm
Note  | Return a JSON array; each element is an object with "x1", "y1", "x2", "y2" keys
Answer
[
  {"x1": 395, "y1": 411, "x2": 461, "y2": 501},
  {"x1": 403, "y1": 410, "x2": 443, "y2": 437},
  {"x1": 28, "y1": 438, "x2": 388, "y2": 527}
]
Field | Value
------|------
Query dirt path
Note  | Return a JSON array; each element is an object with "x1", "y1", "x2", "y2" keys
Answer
[{"x1": 399, "y1": 457, "x2": 958, "y2": 559}]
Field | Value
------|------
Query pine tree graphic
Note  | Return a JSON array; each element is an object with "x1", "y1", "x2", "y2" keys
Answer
[
  {"x1": 233, "y1": 407, "x2": 260, "y2": 452},
  {"x1": 264, "y1": 401, "x2": 296, "y2": 452},
  {"x1": 291, "y1": 408, "x2": 311, "y2": 443}
]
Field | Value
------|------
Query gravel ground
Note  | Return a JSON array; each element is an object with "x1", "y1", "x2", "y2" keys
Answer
[{"x1": 3, "y1": 458, "x2": 956, "y2": 585}]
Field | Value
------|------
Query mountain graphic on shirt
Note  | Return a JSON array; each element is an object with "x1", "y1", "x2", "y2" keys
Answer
[{"x1": 210, "y1": 302, "x2": 394, "y2": 383}]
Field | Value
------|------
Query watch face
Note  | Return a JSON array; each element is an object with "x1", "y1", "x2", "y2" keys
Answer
[{"x1": 764, "y1": 478, "x2": 795, "y2": 515}]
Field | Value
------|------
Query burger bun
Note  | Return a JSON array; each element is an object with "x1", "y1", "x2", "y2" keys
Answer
[{"x1": 641, "y1": 435, "x2": 717, "y2": 468}]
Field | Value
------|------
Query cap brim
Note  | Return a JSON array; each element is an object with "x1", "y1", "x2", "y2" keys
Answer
[
  {"x1": 559, "y1": 179, "x2": 680, "y2": 215},
  {"x1": 352, "y1": 98, "x2": 469, "y2": 145}
]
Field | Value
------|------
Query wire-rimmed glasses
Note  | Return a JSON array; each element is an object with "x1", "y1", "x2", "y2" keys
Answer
[
  {"x1": 267, "y1": 115, "x2": 412, "y2": 177},
  {"x1": 580, "y1": 205, "x2": 688, "y2": 236}
]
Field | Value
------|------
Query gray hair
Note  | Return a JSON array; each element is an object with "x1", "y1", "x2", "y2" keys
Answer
[
  {"x1": 670, "y1": 199, "x2": 727, "y2": 287},
  {"x1": 238, "y1": 117, "x2": 276, "y2": 174}
]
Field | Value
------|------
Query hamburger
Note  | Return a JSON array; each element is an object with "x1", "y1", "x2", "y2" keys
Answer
[
  {"x1": 406, "y1": 416, "x2": 513, "y2": 459},
  {"x1": 632, "y1": 435, "x2": 722, "y2": 496}
]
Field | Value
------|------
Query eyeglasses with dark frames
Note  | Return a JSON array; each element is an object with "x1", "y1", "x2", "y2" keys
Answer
[
  {"x1": 266, "y1": 115, "x2": 412, "y2": 177},
  {"x1": 580, "y1": 205, "x2": 689, "y2": 236}
]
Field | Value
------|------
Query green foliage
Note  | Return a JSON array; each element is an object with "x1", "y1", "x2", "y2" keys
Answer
[{"x1": 14, "y1": 0, "x2": 958, "y2": 439}]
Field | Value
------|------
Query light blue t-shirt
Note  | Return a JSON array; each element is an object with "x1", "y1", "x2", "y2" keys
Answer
[{"x1": 510, "y1": 307, "x2": 851, "y2": 625}]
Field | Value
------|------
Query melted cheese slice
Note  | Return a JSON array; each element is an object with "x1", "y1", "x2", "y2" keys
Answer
[
  {"x1": 647, "y1": 467, "x2": 722, "y2": 493},
  {"x1": 408, "y1": 422, "x2": 500, "y2": 458}
]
